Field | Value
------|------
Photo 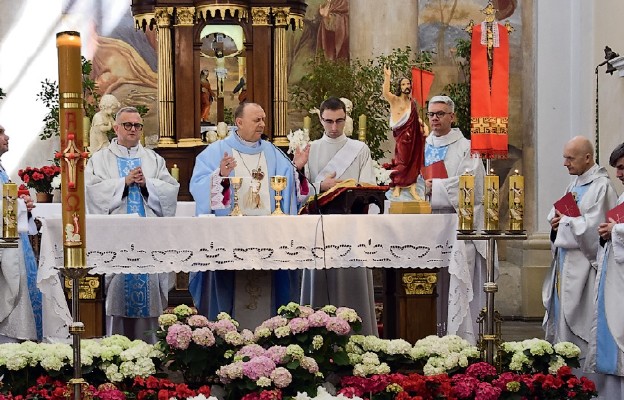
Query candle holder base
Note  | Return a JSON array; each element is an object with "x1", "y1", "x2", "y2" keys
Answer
[
  {"x1": 505, "y1": 230, "x2": 526, "y2": 235},
  {"x1": 482, "y1": 230, "x2": 502, "y2": 235},
  {"x1": 458, "y1": 230, "x2": 476, "y2": 235}
]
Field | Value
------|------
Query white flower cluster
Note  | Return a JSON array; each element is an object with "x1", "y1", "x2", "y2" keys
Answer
[
  {"x1": 292, "y1": 386, "x2": 364, "y2": 400},
  {"x1": 345, "y1": 334, "x2": 478, "y2": 377},
  {"x1": 51, "y1": 175, "x2": 62, "y2": 190},
  {"x1": 499, "y1": 339, "x2": 581, "y2": 373},
  {"x1": 372, "y1": 160, "x2": 392, "y2": 185},
  {"x1": 0, "y1": 335, "x2": 162, "y2": 384},
  {"x1": 287, "y1": 129, "x2": 310, "y2": 155},
  {"x1": 410, "y1": 335, "x2": 478, "y2": 376}
]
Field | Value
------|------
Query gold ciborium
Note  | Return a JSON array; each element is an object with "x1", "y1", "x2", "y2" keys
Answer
[
  {"x1": 229, "y1": 177, "x2": 243, "y2": 216},
  {"x1": 270, "y1": 175, "x2": 287, "y2": 215}
]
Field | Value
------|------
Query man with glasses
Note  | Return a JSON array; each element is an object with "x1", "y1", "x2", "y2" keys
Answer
[
  {"x1": 298, "y1": 97, "x2": 378, "y2": 336},
  {"x1": 85, "y1": 106, "x2": 180, "y2": 342},
  {"x1": 420, "y1": 95, "x2": 487, "y2": 344},
  {"x1": 382, "y1": 66, "x2": 426, "y2": 201}
]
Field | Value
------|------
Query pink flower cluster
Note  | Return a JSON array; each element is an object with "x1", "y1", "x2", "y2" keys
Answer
[{"x1": 166, "y1": 324, "x2": 192, "y2": 350}]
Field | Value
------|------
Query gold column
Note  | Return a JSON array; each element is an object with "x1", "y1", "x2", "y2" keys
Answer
[
  {"x1": 272, "y1": 7, "x2": 290, "y2": 147},
  {"x1": 155, "y1": 7, "x2": 175, "y2": 147},
  {"x1": 251, "y1": 7, "x2": 271, "y2": 26}
]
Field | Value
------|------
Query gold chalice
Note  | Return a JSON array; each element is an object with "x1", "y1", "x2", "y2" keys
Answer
[
  {"x1": 229, "y1": 177, "x2": 243, "y2": 216},
  {"x1": 270, "y1": 175, "x2": 287, "y2": 215}
]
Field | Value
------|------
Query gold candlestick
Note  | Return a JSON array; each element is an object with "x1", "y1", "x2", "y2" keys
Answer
[
  {"x1": 271, "y1": 176, "x2": 287, "y2": 215},
  {"x1": 508, "y1": 170, "x2": 524, "y2": 232},
  {"x1": 458, "y1": 171, "x2": 475, "y2": 233},
  {"x1": 2, "y1": 183, "x2": 18, "y2": 241},
  {"x1": 229, "y1": 177, "x2": 243, "y2": 216},
  {"x1": 484, "y1": 169, "x2": 500, "y2": 233}
]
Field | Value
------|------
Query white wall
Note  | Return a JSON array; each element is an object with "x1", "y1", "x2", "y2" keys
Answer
[{"x1": 535, "y1": 0, "x2": 594, "y2": 232}]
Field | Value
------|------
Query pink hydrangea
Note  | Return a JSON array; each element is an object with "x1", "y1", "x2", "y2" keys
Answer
[
  {"x1": 166, "y1": 323, "x2": 193, "y2": 350},
  {"x1": 307, "y1": 310, "x2": 330, "y2": 327},
  {"x1": 259, "y1": 316, "x2": 289, "y2": 330},
  {"x1": 213, "y1": 319, "x2": 238, "y2": 336},
  {"x1": 187, "y1": 315, "x2": 210, "y2": 328},
  {"x1": 237, "y1": 344, "x2": 267, "y2": 359},
  {"x1": 288, "y1": 317, "x2": 310, "y2": 334},
  {"x1": 270, "y1": 367, "x2": 292, "y2": 388},
  {"x1": 191, "y1": 327, "x2": 216, "y2": 347},
  {"x1": 325, "y1": 316, "x2": 351, "y2": 335},
  {"x1": 298, "y1": 305, "x2": 315, "y2": 317},
  {"x1": 451, "y1": 375, "x2": 479, "y2": 398},
  {"x1": 466, "y1": 361, "x2": 498, "y2": 380},
  {"x1": 242, "y1": 356, "x2": 276, "y2": 380},
  {"x1": 300, "y1": 356, "x2": 319, "y2": 374},
  {"x1": 266, "y1": 346, "x2": 287, "y2": 364}
]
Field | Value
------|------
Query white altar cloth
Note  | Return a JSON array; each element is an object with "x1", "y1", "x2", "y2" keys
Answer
[{"x1": 37, "y1": 214, "x2": 473, "y2": 342}]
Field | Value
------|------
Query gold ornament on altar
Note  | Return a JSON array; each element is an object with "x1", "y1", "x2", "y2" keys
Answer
[
  {"x1": 484, "y1": 169, "x2": 500, "y2": 233},
  {"x1": 2, "y1": 183, "x2": 18, "y2": 241},
  {"x1": 270, "y1": 175, "x2": 287, "y2": 216},
  {"x1": 229, "y1": 177, "x2": 243, "y2": 216},
  {"x1": 458, "y1": 170, "x2": 475, "y2": 233},
  {"x1": 508, "y1": 170, "x2": 524, "y2": 232}
]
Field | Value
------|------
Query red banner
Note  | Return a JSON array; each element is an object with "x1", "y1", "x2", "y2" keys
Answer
[{"x1": 411, "y1": 67, "x2": 435, "y2": 109}]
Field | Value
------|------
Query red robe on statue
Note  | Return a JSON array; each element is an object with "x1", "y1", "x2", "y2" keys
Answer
[{"x1": 385, "y1": 101, "x2": 425, "y2": 187}]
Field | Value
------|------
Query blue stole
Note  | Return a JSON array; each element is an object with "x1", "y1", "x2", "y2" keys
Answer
[
  {"x1": 189, "y1": 134, "x2": 300, "y2": 320},
  {"x1": 0, "y1": 170, "x2": 43, "y2": 339},
  {"x1": 424, "y1": 142, "x2": 449, "y2": 166},
  {"x1": 554, "y1": 184, "x2": 589, "y2": 328},
  {"x1": 117, "y1": 157, "x2": 150, "y2": 318}
]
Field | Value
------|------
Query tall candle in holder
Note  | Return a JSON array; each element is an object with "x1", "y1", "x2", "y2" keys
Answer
[
  {"x1": 358, "y1": 114, "x2": 367, "y2": 141},
  {"x1": 2, "y1": 183, "x2": 18, "y2": 241},
  {"x1": 458, "y1": 170, "x2": 475, "y2": 233},
  {"x1": 56, "y1": 31, "x2": 88, "y2": 269},
  {"x1": 484, "y1": 169, "x2": 500, "y2": 232},
  {"x1": 508, "y1": 170, "x2": 524, "y2": 232}
]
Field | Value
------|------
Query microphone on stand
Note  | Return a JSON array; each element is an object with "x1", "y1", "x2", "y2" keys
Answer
[{"x1": 261, "y1": 134, "x2": 321, "y2": 215}]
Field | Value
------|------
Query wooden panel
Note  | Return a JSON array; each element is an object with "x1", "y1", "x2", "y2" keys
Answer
[
  {"x1": 175, "y1": 25, "x2": 197, "y2": 140},
  {"x1": 80, "y1": 300, "x2": 105, "y2": 338},
  {"x1": 156, "y1": 146, "x2": 207, "y2": 201},
  {"x1": 250, "y1": 25, "x2": 273, "y2": 134}
]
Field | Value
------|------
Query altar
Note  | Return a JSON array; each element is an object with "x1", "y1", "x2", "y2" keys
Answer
[{"x1": 37, "y1": 213, "x2": 474, "y2": 343}]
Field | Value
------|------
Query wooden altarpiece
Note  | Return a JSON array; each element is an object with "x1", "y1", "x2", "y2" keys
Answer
[{"x1": 130, "y1": 0, "x2": 306, "y2": 200}]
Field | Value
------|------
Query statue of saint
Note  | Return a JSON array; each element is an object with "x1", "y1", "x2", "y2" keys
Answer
[
  {"x1": 339, "y1": 97, "x2": 354, "y2": 136},
  {"x1": 382, "y1": 66, "x2": 426, "y2": 201},
  {"x1": 90, "y1": 94, "x2": 121, "y2": 153}
]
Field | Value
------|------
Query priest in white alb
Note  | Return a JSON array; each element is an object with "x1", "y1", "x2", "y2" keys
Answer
[
  {"x1": 299, "y1": 96, "x2": 378, "y2": 336},
  {"x1": 85, "y1": 107, "x2": 180, "y2": 343}
]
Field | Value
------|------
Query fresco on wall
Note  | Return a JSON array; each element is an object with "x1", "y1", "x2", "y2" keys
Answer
[
  {"x1": 287, "y1": 0, "x2": 350, "y2": 85},
  {"x1": 63, "y1": 0, "x2": 159, "y2": 145}
]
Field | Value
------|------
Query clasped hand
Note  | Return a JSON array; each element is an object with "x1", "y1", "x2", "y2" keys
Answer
[
  {"x1": 125, "y1": 166, "x2": 146, "y2": 187},
  {"x1": 19, "y1": 194, "x2": 35, "y2": 212}
]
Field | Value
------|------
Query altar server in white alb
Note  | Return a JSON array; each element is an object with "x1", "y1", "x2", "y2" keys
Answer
[
  {"x1": 543, "y1": 136, "x2": 616, "y2": 360},
  {"x1": 299, "y1": 96, "x2": 377, "y2": 335},
  {"x1": 585, "y1": 142, "x2": 624, "y2": 399},
  {"x1": 0, "y1": 124, "x2": 42, "y2": 343},
  {"x1": 85, "y1": 107, "x2": 179, "y2": 343},
  {"x1": 418, "y1": 95, "x2": 486, "y2": 344}
]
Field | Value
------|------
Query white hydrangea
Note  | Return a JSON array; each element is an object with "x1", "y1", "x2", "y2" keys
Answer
[{"x1": 548, "y1": 355, "x2": 566, "y2": 374}]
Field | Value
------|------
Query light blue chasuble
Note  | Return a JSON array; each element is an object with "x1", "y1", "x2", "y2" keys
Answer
[
  {"x1": 117, "y1": 157, "x2": 150, "y2": 318},
  {"x1": 0, "y1": 169, "x2": 43, "y2": 339}
]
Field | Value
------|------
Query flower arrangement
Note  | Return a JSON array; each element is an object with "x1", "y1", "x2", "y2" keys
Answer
[
  {"x1": 287, "y1": 129, "x2": 310, "y2": 155},
  {"x1": 17, "y1": 165, "x2": 61, "y2": 194},
  {"x1": 0, "y1": 336, "x2": 162, "y2": 394},
  {"x1": 216, "y1": 343, "x2": 323, "y2": 399},
  {"x1": 155, "y1": 305, "x2": 253, "y2": 385},
  {"x1": 253, "y1": 303, "x2": 362, "y2": 377},
  {"x1": 498, "y1": 338, "x2": 581, "y2": 374}
]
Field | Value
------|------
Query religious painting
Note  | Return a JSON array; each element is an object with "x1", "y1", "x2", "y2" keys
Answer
[
  {"x1": 287, "y1": 0, "x2": 350, "y2": 85},
  {"x1": 62, "y1": 0, "x2": 159, "y2": 145},
  {"x1": 198, "y1": 25, "x2": 247, "y2": 127}
]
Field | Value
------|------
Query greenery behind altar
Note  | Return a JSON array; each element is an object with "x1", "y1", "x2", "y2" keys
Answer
[{"x1": 0, "y1": 304, "x2": 597, "y2": 400}]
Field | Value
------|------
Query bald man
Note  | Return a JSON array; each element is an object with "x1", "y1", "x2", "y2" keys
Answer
[{"x1": 543, "y1": 136, "x2": 617, "y2": 360}]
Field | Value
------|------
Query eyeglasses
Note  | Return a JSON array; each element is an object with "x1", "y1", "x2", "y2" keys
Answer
[
  {"x1": 425, "y1": 111, "x2": 452, "y2": 118},
  {"x1": 120, "y1": 122, "x2": 144, "y2": 131},
  {"x1": 321, "y1": 118, "x2": 346, "y2": 125}
]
